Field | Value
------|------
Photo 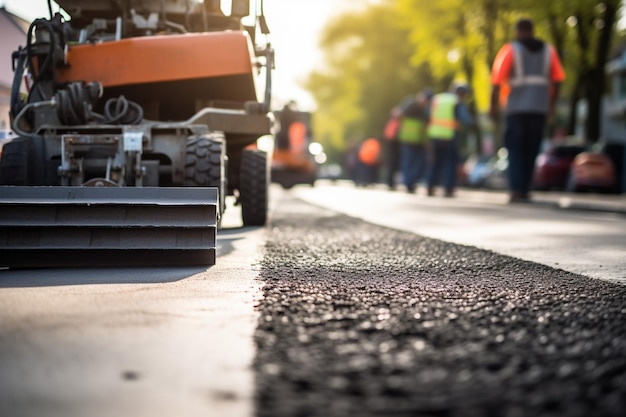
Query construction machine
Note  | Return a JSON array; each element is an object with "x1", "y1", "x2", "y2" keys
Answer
[
  {"x1": 272, "y1": 107, "x2": 317, "y2": 189},
  {"x1": 0, "y1": 0, "x2": 274, "y2": 267}
]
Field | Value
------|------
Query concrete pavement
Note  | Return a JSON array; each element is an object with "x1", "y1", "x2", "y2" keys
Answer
[
  {"x1": 333, "y1": 179, "x2": 626, "y2": 214},
  {"x1": 454, "y1": 188, "x2": 626, "y2": 215}
]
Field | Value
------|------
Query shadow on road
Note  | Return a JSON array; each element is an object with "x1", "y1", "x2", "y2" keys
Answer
[
  {"x1": 0, "y1": 266, "x2": 210, "y2": 288},
  {"x1": 216, "y1": 224, "x2": 260, "y2": 258}
]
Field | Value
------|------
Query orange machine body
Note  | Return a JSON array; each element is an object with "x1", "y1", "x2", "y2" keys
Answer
[
  {"x1": 57, "y1": 30, "x2": 255, "y2": 87},
  {"x1": 55, "y1": 31, "x2": 260, "y2": 121}
]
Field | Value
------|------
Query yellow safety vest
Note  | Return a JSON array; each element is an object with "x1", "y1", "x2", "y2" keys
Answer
[
  {"x1": 398, "y1": 117, "x2": 427, "y2": 145},
  {"x1": 427, "y1": 93, "x2": 458, "y2": 140}
]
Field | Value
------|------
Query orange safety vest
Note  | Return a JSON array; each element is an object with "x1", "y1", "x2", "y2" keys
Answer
[
  {"x1": 383, "y1": 116, "x2": 400, "y2": 140},
  {"x1": 358, "y1": 138, "x2": 380, "y2": 166}
]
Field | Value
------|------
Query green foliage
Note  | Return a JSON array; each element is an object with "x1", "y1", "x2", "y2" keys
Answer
[
  {"x1": 305, "y1": 0, "x2": 623, "y2": 152},
  {"x1": 397, "y1": 0, "x2": 526, "y2": 110},
  {"x1": 304, "y1": 3, "x2": 435, "y2": 158}
]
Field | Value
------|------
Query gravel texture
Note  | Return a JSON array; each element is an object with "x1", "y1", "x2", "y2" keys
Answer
[{"x1": 254, "y1": 196, "x2": 626, "y2": 417}]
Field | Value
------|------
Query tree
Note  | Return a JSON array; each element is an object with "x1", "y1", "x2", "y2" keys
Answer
[
  {"x1": 397, "y1": 0, "x2": 524, "y2": 153},
  {"x1": 306, "y1": 0, "x2": 623, "y2": 161},
  {"x1": 398, "y1": 0, "x2": 623, "y2": 143},
  {"x1": 520, "y1": 0, "x2": 621, "y2": 141},
  {"x1": 573, "y1": 0, "x2": 620, "y2": 142},
  {"x1": 304, "y1": 3, "x2": 435, "y2": 161}
]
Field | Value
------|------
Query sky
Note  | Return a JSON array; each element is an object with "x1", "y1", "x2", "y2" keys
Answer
[
  {"x1": 255, "y1": 0, "x2": 346, "y2": 110},
  {"x1": 0, "y1": 0, "x2": 365, "y2": 111}
]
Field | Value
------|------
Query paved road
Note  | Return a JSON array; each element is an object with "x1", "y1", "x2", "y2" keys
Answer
[
  {"x1": 293, "y1": 182, "x2": 626, "y2": 284},
  {"x1": 255, "y1": 190, "x2": 626, "y2": 417},
  {"x1": 1, "y1": 186, "x2": 624, "y2": 417},
  {"x1": 0, "y1": 202, "x2": 264, "y2": 417}
]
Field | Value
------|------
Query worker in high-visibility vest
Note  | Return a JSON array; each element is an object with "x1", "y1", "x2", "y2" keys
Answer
[
  {"x1": 425, "y1": 85, "x2": 474, "y2": 197},
  {"x1": 397, "y1": 89, "x2": 433, "y2": 193},
  {"x1": 383, "y1": 92, "x2": 424, "y2": 190},
  {"x1": 489, "y1": 18, "x2": 565, "y2": 203},
  {"x1": 355, "y1": 137, "x2": 381, "y2": 186}
]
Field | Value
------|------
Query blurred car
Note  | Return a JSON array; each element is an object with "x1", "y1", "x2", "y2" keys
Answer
[
  {"x1": 533, "y1": 144, "x2": 587, "y2": 190},
  {"x1": 317, "y1": 163, "x2": 343, "y2": 181},
  {"x1": 0, "y1": 130, "x2": 16, "y2": 157},
  {"x1": 567, "y1": 145, "x2": 616, "y2": 192},
  {"x1": 0, "y1": 130, "x2": 16, "y2": 139},
  {"x1": 462, "y1": 154, "x2": 491, "y2": 187},
  {"x1": 596, "y1": 142, "x2": 624, "y2": 192},
  {"x1": 463, "y1": 148, "x2": 509, "y2": 190}
]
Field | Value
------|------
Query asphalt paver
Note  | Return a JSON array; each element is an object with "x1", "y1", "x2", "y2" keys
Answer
[{"x1": 254, "y1": 195, "x2": 626, "y2": 417}]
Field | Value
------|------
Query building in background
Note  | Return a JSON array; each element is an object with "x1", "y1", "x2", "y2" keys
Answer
[{"x1": 0, "y1": 7, "x2": 29, "y2": 136}]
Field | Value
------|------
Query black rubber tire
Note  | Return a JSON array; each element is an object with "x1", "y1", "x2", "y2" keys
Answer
[
  {"x1": 240, "y1": 149, "x2": 269, "y2": 226},
  {"x1": 0, "y1": 137, "x2": 33, "y2": 185},
  {"x1": 185, "y1": 134, "x2": 227, "y2": 219}
]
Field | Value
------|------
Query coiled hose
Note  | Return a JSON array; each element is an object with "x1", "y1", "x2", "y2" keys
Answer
[
  {"x1": 54, "y1": 82, "x2": 99, "y2": 125},
  {"x1": 103, "y1": 96, "x2": 144, "y2": 125},
  {"x1": 55, "y1": 83, "x2": 143, "y2": 125}
]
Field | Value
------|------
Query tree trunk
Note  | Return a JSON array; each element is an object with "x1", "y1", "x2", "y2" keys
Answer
[
  {"x1": 585, "y1": 69, "x2": 602, "y2": 142},
  {"x1": 567, "y1": 75, "x2": 583, "y2": 136},
  {"x1": 584, "y1": 2, "x2": 618, "y2": 142},
  {"x1": 461, "y1": 54, "x2": 483, "y2": 155}
]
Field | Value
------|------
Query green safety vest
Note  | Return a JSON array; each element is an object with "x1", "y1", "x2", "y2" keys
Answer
[
  {"x1": 397, "y1": 117, "x2": 427, "y2": 145},
  {"x1": 427, "y1": 93, "x2": 458, "y2": 140}
]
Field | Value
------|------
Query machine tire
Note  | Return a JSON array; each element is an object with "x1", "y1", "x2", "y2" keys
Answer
[
  {"x1": 0, "y1": 137, "x2": 33, "y2": 185},
  {"x1": 185, "y1": 134, "x2": 227, "y2": 220},
  {"x1": 240, "y1": 148, "x2": 269, "y2": 226}
]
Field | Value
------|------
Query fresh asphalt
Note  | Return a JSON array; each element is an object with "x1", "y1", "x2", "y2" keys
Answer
[
  {"x1": 254, "y1": 192, "x2": 626, "y2": 417},
  {"x1": 292, "y1": 182, "x2": 626, "y2": 284}
]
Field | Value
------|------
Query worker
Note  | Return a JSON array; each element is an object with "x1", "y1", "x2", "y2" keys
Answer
[
  {"x1": 355, "y1": 137, "x2": 381, "y2": 187},
  {"x1": 383, "y1": 108, "x2": 402, "y2": 190},
  {"x1": 489, "y1": 18, "x2": 565, "y2": 203},
  {"x1": 425, "y1": 85, "x2": 473, "y2": 197},
  {"x1": 397, "y1": 90, "x2": 433, "y2": 193}
]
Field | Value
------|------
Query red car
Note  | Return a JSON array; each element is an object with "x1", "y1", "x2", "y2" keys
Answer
[
  {"x1": 533, "y1": 144, "x2": 587, "y2": 190},
  {"x1": 567, "y1": 148, "x2": 616, "y2": 192}
]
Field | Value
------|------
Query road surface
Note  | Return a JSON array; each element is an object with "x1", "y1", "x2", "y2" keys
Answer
[
  {"x1": 293, "y1": 182, "x2": 626, "y2": 284},
  {"x1": 0, "y1": 184, "x2": 624, "y2": 417}
]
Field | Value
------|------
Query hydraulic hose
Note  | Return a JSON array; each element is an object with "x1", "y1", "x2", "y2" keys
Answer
[
  {"x1": 103, "y1": 96, "x2": 144, "y2": 125},
  {"x1": 55, "y1": 83, "x2": 93, "y2": 125},
  {"x1": 12, "y1": 100, "x2": 55, "y2": 138},
  {"x1": 9, "y1": 49, "x2": 27, "y2": 119}
]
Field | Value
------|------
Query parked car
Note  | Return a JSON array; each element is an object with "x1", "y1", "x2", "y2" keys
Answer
[
  {"x1": 463, "y1": 154, "x2": 491, "y2": 188},
  {"x1": 463, "y1": 148, "x2": 509, "y2": 190},
  {"x1": 533, "y1": 144, "x2": 587, "y2": 190},
  {"x1": 567, "y1": 145, "x2": 617, "y2": 192},
  {"x1": 0, "y1": 130, "x2": 16, "y2": 157},
  {"x1": 596, "y1": 142, "x2": 624, "y2": 192},
  {"x1": 0, "y1": 130, "x2": 15, "y2": 141}
]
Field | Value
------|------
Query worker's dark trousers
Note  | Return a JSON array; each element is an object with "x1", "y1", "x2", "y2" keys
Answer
[
  {"x1": 427, "y1": 138, "x2": 458, "y2": 193},
  {"x1": 401, "y1": 143, "x2": 427, "y2": 192},
  {"x1": 504, "y1": 113, "x2": 546, "y2": 197},
  {"x1": 386, "y1": 139, "x2": 401, "y2": 188},
  {"x1": 355, "y1": 161, "x2": 379, "y2": 186}
]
